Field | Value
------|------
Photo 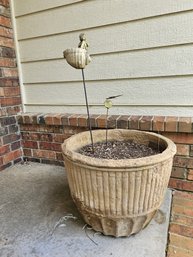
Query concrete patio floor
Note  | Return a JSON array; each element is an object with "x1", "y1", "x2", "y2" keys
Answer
[{"x1": 0, "y1": 162, "x2": 172, "y2": 257}]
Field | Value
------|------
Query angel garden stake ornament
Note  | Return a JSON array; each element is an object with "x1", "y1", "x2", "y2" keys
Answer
[{"x1": 63, "y1": 34, "x2": 94, "y2": 153}]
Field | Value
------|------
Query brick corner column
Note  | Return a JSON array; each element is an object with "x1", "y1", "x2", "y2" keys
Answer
[{"x1": 0, "y1": 0, "x2": 23, "y2": 171}]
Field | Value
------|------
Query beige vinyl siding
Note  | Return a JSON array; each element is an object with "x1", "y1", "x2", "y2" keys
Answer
[{"x1": 11, "y1": 0, "x2": 193, "y2": 115}]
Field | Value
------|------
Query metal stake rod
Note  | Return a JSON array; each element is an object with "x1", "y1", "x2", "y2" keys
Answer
[
  {"x1": 81, "y1": 69, "x2": 94, "y2": 153},
  {"x1": 105, "y1": 107, "x2": 109, "y2": 146}
]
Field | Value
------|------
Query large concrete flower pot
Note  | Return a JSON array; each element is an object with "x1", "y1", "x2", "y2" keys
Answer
[{"x1": 62, "y1": 129, "x2": 176, "y2": 237}]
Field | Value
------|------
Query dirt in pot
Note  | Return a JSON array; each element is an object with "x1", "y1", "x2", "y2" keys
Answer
[{"x1": 78, "y1": 140, "x2": 162, "y2": 160}]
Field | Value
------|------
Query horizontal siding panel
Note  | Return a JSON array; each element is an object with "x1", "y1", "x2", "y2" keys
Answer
[
  {"x1": 19, "y1": 11, "x2": 193, "y2": 62},
  {"x1": 15, "y1": 0, "x2": 193, "y2": 40},
  {"x1": 21, "y1": 45, "x2": 193, "y2": 83},
  {"x1": 13, "y1": 0, "x2": 83, "y2": 16},
  {"x1": 24, "y1": 105, "x2": 193, "y2": 116},
  {"x1": 24, "y1": 77, "x2": 193, "y2": 105}
]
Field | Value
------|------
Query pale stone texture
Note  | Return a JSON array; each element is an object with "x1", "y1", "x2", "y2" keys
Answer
[{"x1": 62, "y1": 129, "x2": 176, "y2": 236}]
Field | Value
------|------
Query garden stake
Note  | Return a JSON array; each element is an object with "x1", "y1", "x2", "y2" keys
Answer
[
  {"x1": 105, "y1": 107, "x2": 109, "y2": 146},
  {"x1": 81, "y1": 68, "x2": 94, "y2": 153},
  {"x1": 63, "y1": 33, "x2": 94, "y2": 153},
  {"x1": 104, "y1": 95, "x2": 122, "y2": 145}
]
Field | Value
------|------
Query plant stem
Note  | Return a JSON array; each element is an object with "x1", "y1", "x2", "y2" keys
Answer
[
  {"x1": 81, "y1": 69, "x2": 94, "y2": 153},
  {"x1": 106, "y1": 108, "x2": 109, "y2": 146}
]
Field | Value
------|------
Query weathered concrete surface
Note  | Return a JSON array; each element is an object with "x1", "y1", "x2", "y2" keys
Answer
[{"x1": 0, "y1": 163, "x2": 172, "y2": 257}]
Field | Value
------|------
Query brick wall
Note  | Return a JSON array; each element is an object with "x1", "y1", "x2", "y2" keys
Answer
[
  {"x1": 0, "y1": 0, "x2": 22, "y2": 171},
  {"x1": 17, "y1": 113, "x2": 193, "y2": 192},
  {"x1": 167, "y1": 190, "x2": 193, "y2": 256}
]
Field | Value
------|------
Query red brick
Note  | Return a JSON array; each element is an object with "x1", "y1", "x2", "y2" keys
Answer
[
  {"x1": 0, "y1": 27, "x2": 13, "y2": 38},
  {"x1": 20, "y1": 124, "x2": 39, "y2": 132},
  {"x1": 167, "y1": 245, "x2": 193, "y2": 257},
  {"x1": 22, "y1": 114, "x2": 32, "y2": 124},
  {"x1": 78, "y1": 115, "x2": 88, "y2": 127},
  {"x1": 1, "y1": 97, "x2": 21, "y2": 107},
  {"x1": 173, "y1": 156, "x2": 193, "y2": 169},
  {"x1": 165, "y1": 116, "x2": 178, "y2": 132},
  {"x1": 23, "y1": 113, "x2": 40, "y2": 124},
  {"x1": 0, "y1": 116, "x2": 16, "y2": 125},
  {"x1": 3, "y1": 133, "x2": 20, "y2": 144},
  {"x1": 0, "y1": 16, "x2": 12, "y2": 28},
  {"x1": 139, "y1": 116, "x2": 153, "y2": 131},
  {"x1": 174, "y1": 191, "x2": 193, "y2": 201},
  {"x1": 171, "y1": 167, "x2": 187, "y2": 179},
  {"x1": 11, "y1": 141, "x2": 21, "y2": 150},
  {"x1": 0, "y1": 36, "x2": 13, "y2": 49},
  {"x1": 1, "y1": 48, "x2": 16, "y2": 60},
  {"x1": 0, "y1": 161, "x2": 12, "y2": 171},
  {"x1": 172, "y1": 204, "x2": 193, "y2": 217},
  {"x1": 0, "y1": 156, "x2": 3, "y2": 165},
  {"x1": 106, "y1": 115, "x2": 119, "y2": 129},
  {"x1": 178, "y1": 117, "x2": 192, "y2": 133},
  {"x1": 61, "y1": 113, "x2": 72, "y2": 126},
  {"x1": 162, "y1": 133, "x2": 193, "y2": 144},
  {"x1": 23, "y1": 148, "x2": 32, "y2": 157},
  {"x1": 188, "y1": 170, "x2": 193, "y2": 181},
  {"x1": 32, "y1": 149, "x2": 56, "y2": 159},
  {"x1": 0, "y1": 77, "x2": 17, "y2": 86},
  {"x1": 44, "y1": 114, "x2": 54, "y2": 125},
  {"x1": 169, "y1": 234, "x2": 193, "y2": 252},
  {"x1": 69, "y1": 114, "x2": 79, "y2": 127},
  {"x1": 23, "y1": 141, "x2": 38, "y2": 149},
  {"x1": 129, "y1": 115, "x2": 142, "y2": 130},
  {"x1": 153, "y1": 116, "x2": 165, "y2": 131},
  {"x1": 52, "y1": 114, "x2": 64, "y2": 125},
  {"x1": 0, "y1": 4, "x2": 10, "y2": 17},
  {"x1": 39, "y1": 142, "x2": 61, "y2": 152},
  {"x1": 173, "y1": 197, "x2": 193, "y2": 209},
  {"x1": 190, "y1": 146, "x2": 193, "y2": 157},
  {"x1": 3, "y1": 149, "x2": 22, "y2": 164},
  {"x1": 0, "y1": 144, "x2": 9, "y2": 156},
  {"x1": 0, "y1": 0, "x2": 10, "y2": 7},
  {"x1": 170, "y1": 223, "x2": 193, "y2": 238},
  {"x1": 176, "y1": 144, "x2": 189, "y2": 156},
  {"x1": 172, "y1": 214, "x2": 193, "y2": 227},
  {"x1": 3, "y1": 86, "x2": 20, "y2": 97},
  {"x1": 9, "y1": 124, "x2": 19, "y2": 134},
  {"x1": 21, "y1": 132, "x2": 39, "y2": 141},
  {"x1": 0, "y1": 87, "x2": 4, "y2": 96},
  {"x1": 17, "y1": 115, "x2": 24, "y2": 124},
  {"x1": 169, "y1": 178, "x2": 193, "y2": 192},
  {"x1": 116, "y1": 115, "x2": 129, "y2": 129},
  {"x1": 89, "y1": 114, "x2": 100, "y2": 128},
  {"x1": 0, "y1": 125, "x2": 7, "y2": 136},
  {"x1": 56, "y1": 152, "x2": 63, "y2": 161},
  {"x1": 39, "y1": 133, "x2": 53, "y2": 142},
  {"x1": 0, "y1": 58, "x2": 16, "y2": 67},
  {"x1": 53, "y1": 134, "x2": 69, "y2": 143},
  {"x1": 2, "y1": 67, "x2": 18, "y2": 77},
  {"x1": 96, "y1": 114, "x2": 108, "y2": 128},
  {"x1": 0, "y1": 108, "x2": 6, "y2": 116}
]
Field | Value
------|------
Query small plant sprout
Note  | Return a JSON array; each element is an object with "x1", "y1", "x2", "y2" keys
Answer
[{"x1": 104, "y1": 94, "x2": 122, "y2": 145}]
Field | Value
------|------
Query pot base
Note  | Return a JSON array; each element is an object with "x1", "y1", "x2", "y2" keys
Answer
[{"x1": 74, "y1": 197, "x2": 156, "y2": 237}]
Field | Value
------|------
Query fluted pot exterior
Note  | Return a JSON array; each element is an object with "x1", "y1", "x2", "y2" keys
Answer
[{"x1": 62, "y1": 129, "x2": 176, "y2": 237}]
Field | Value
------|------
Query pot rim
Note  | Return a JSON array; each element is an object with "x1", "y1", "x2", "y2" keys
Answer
[{"x1": 62, "y1": 129, "x2": 176, "y2": 168}]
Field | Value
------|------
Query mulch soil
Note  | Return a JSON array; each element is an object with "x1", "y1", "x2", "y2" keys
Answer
[{"x1": 78, "y1": 140, "x2": 161, "y2": 160}]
